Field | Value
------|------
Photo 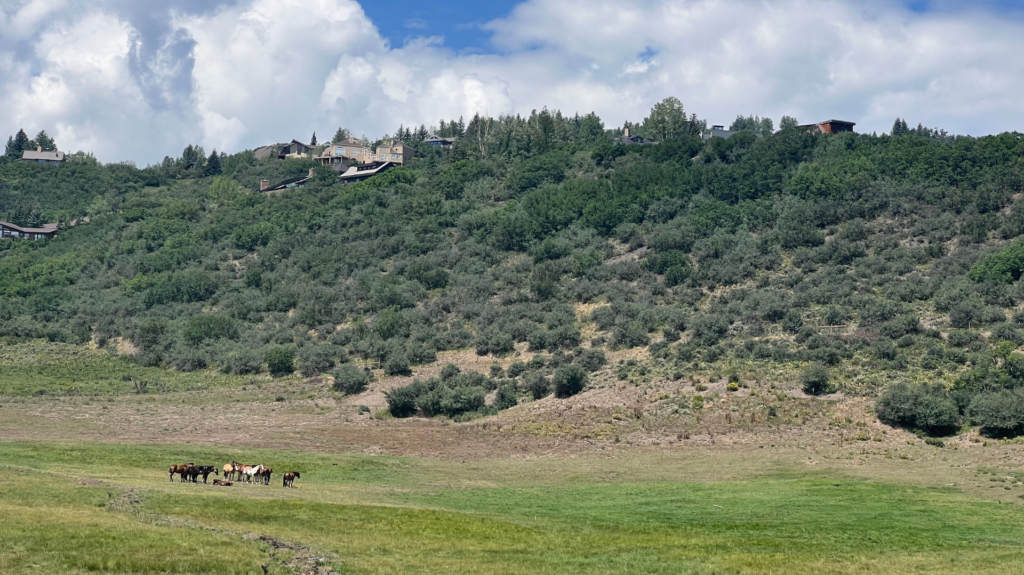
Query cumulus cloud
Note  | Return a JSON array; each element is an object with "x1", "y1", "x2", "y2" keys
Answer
[{"x1": 1, "y1": 0, "x2": 1024, "y2": 163}]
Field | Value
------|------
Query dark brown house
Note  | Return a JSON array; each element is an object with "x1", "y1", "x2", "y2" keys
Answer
[
  {"x1": 253, "y1": 140, "x2": 315, "y2": 160},
  {"x1": 0, "y1": 221, "x2": 59, "y2": 240}
]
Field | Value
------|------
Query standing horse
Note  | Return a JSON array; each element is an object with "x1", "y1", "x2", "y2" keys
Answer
[
  {"x1": 283, "y1": 471, "x2": 300, "y2": 488},
  {"x1": 244, "y1": 464, "x2": 264, "y2": 484},
  {"x1": 259, "y1": 467, "x2": 273, "y2": 485},
  {"x1": 169, "y1": 463, "x2": 195, "y2": 482},
  {"x1": 198, "y1": 465, "x2": 219, "y2": 483}
]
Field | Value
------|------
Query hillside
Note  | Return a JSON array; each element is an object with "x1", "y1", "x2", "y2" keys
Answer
[{"x1": 3, "y1": 107, "x2": 1024, "y2": 438}]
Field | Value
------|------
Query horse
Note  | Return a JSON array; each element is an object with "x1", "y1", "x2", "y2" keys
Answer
[
  {"x1": 259, "y1": 467, "x2": 273, "y2": 485},
  {"x1": 212, "y1": 479, "x2": 233, "y2": 487},
  {"x1": 223, "y1": 463, "x2": 236, "y2": 481},
  {"x1": 244, "y1": 464, "x2": 264, "y2": 484},
  {"x1": 226, "y1": 461, "x2": 243, "y2": 481},
  {"x1": 198, "y1": 465, "x2": 219, "y2": 483},
  {"x1": 283, "y1": 471, "x2": 300, "y2": 488},
  {"x1": 169, "y1": 463, "x2": 195, "y2": 482}
]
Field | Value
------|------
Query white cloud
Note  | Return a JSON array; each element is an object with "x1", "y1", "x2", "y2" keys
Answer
[{"x1": 2, "y1": 0, "x2": 1024, "y2": 163}]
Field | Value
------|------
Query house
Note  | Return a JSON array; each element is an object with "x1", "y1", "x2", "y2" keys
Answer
[
  {"x1": 337, "y1": 161, "x2": 395, "y2": 182},
  {"x1": 315, "y1": 137, "x2": 411, "y2": 170},
  {"x1": 702, "y1": 125, "x2": 765, "y2": 141},
  {"x1": 614, "y1": 127, "x2": 657, "y2": 145},
  {"x1": 260, "y1": 168, "x2": 315, "y2": 192},
  {"x1": 0, "y1": 221, "x2": 59, "y2": 240},
  {"x1": 425, "y1": 135, "x2": 457, "y2": 147},
  {"x1": 801, "y1": 120, "x2": 856, "y2": 135},
  {"x1": 20, "y1": 147, "x2": 66, "y2": 164},
  {"x1": 253, "y1": 140, "x2": 315, "y2": 160}
]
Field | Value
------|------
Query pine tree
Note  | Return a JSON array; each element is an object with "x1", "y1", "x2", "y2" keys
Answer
[
  {"x1": 204, "y1": 149, "x2": 222, "y2": 176},
  {"x1": 310, "y1": 132, "x2": 317, "y2": 146},
  {"x1": 34, "y1": 130, "x2": 56, "y2": 151},
  {"x1": 892, "y1": 118, "x2": 909, "y2": 137},
  {"x1": 333, "y1": 127, "x2": 349, "y2": 143},
  {"x1": 12, "y1": 129, "x2": 29, "y2": 156},
  {"x1": 4, "y1": 136, "x2": 15, "y2": 159}
]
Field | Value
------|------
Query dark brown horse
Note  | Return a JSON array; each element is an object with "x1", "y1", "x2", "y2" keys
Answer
[
  {"x1": 212, "y1": 479, "x2": 233, "y2": 486},
  {"x1": 197, "y1": 465, "x2": 219, "y2": 483},
  {"x1": 259, "y1": 467, "x2": 273, "y2": 485},
  {"x1": 283, "y1": 471, "x2": 300, "y2": 488}
]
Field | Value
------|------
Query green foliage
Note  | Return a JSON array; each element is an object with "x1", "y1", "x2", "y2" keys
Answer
[
  {"x1": 297, "y1": 345, "x2": 336, "y2": 376},
  {"x1": 969, "y1": 242, "x2": 1024, "y2": 284},
  {"x1": 182, "y1": 315, "x2": 237, "y2": 345},
  {"x1": 876, "y1": 383, "x2": 961, "y2": 436},
  {"x1": 265, "y1": 347, "x2": 295, "y2": 377},
  {"x1": 525, "y1": 372, "x2": 550, "y2": 400},
  {"x1": 968, "y1": 389, "x2": 1024, "y2": 437},
  {"x1": 553, "y1": 364, "x2": 588, "y2": 398},
  {"x1": 332, "y1": 364, "x2": 370, "y2": 395},
  {"x1": 801, "y1": 364, "x2": 834, "y2": 396}
]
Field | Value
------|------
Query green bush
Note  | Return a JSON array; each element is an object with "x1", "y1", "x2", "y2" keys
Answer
[
  {"x1": 969, "y1": 241, "x2": 1024, "y2": 284},
  {"x1": 525, "y1": 372, "x2": 550, "y2": 400},
  {"x1": 385, "y1": 384, "x2": 421, "y2": 418},
  {"x1": 800, "y1": 364, "x2": 835, "y2": 396},
  {"x1": 332, "y1": 365, "x2": 370, "y2": 395},
  {"x1": 554, "y1": 364, "x2": 588, "y2": 398},
  {"x1": 494, "y1": 383, "x2": 518, "y2": 411},
  {"x1": 575, "y1": 348, "x2": 607, "y2": 372},
  {"x1": 222, "y1": 348, "x2": 263, "y2": 375},
  {"x1": 384, "y1": 353, "x2": 412, "y2": 376},
  {"x1": 265, "y1": 347, "x2": 295, "y2": 377},
  {"x1": 297, "y1": 345, "x2": 336, "y2": 377},
  {"x1": 876, "y1": 383, "x2": 961, "y2": 436},
  {"x1": 968, "y1": 389, "x2": 1024, "y2": 437}
]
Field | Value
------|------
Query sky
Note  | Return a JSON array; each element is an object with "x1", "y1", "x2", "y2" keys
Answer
[{"x1": 3, "y1": 0, "x2": 1024, "y2": 164}]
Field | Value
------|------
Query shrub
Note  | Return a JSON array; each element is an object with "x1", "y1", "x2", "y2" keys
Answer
[
  {"x1": 575, "y1": 348, "x2": 607, "y2": 372},
  {"x1": 875, "y1": 383, "x2": 960, "y2": 436},
  {"x1": 525, "y1": 372, "x2": 550, "y2": 400},
  {"x1": 969, "y1": 241, "x2": 1024, "y2": 284},
  {"x1": 947, "y1": 329, "x2": 979, "y2": 348},
  {"x1": 441, "y1": 364, "x2": 461, "y2": 380},
  {"x1": 968, "y1": 389, "x2": 1024, "y2": 437},
  {"x1": 182, "y1": 315, "x2": 237, "y2": 345},
  {"x1": 297, "y1": 345, "x2": 336, "y2": 376},
  {"x1": 265, "y1": 347, "x2": 295, "y2": 377},
  {"x1": 385, "y1": 384, "x2": 421, "y2": 418},
  {"x1": 419, "y1": 383, "x2": 486, "y2": 418},
  {"x1": 553, "y1": 364, "x2": 588, "y2": 398},
  {"x1": 222, "y1": 348, "x2": 263, "y2": 375},
  {"x1": 801, "y1": 364, "x2": 835, "y2": 395},
  {"x1": 507, "y1": 360, "x2": 527, "y2": 378},
  {"x1": 782, "y1": 311, "x2": 803, "y2": 334},
  {"x1": 494, "y1": 383, "x2": 518, "y2": 410},
  {"x1": 613, "y1": 321, "x2": 650, "y2": 348},
  {"x1": 332, "y1": 365, "x2": 370, "y2": 395},
  {"x1": 384, "y1": 353, "x2": 412, "y2": 376}
]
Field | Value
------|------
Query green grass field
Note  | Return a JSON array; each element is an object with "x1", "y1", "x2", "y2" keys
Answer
[{"x1": 1, "y1": 440, "x2": 1023, "y2": 574}]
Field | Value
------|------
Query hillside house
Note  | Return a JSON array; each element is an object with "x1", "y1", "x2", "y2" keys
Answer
[
  {"x1": 614, "y1": 128, "x2": 657, "y2": 145},
  {"x1": 260, "y1": 168, "x2": 315, "y2": 192},
  {"x1": 702, "y1": 125, "x2": 765, "y2": 141},
  {"x1": 20, "y1": 147, "x2": 66, "y2": 164},
  {"x1": 338, "y1": 161, "x2": 395, "y2": 182},
  {"x1": 425, "y1": 135, "x2": 457, "y2": 147},
  {"x1": 254, "y1": 140, "x2": 315, "y2": 160},
  {"x1": 802, "y1": 120, "x2": 856, "y2": 135},
  {"x1": 316, "y1": 137, "x2": 410, "y2": 170},
  {"x1": 0, "y1": 221, "x2": 59, "y2": 240}
]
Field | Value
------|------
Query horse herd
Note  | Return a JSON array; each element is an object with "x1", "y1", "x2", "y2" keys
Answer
[{"x1": 168, "y1": 462, "x2": 300, "y2": 488}]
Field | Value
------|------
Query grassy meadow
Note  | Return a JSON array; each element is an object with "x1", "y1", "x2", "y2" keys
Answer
[{"x1": 1, "y1": 440, "x2": 1023, "y2": 574}]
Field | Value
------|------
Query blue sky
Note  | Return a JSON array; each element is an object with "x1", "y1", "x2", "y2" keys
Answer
[
  {"x1": 361, "y1": 0, "x2": 521, "y2": 52},
  {"x1": 4, "y1": 0, "x2": 1024, "y2": 163}
]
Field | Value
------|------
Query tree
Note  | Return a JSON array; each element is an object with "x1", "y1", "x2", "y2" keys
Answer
[
  {"x1": 729, "y1": 115, "x2": 773, "y2": 134},
  {"x1": 11, "y1": 129, "x2": 29, "y2": 157},
  {"x1": 203, "y1": 149, "x2": 222, "y2": 176},
  {"x1": 641, "y1": 97, "x2": 697, "y2": 141},
  {"x1": 553, "y1": 364, "x2": 588, "y2": 398},
  {"x1": 332, "y1": 127, "x2": 349, "y2": 143},
  {"x1": 266, "y1": 347, "x2": 295, "y2": 377},
  {"x1": 3, "y1": 136, "x2": 15, "y2": 158},
  {"x1": 801, "y1": 363, "x2": 834, "y2": 395},
  {"x1": 779, "y1": 116, "x2": 800, "y2": 131},
  {"x1": 310, "y1": 132, "x2": 317, "y2": 146},
  {"x1": 34, "y1": 130, "x2": 56, "y2": 151},
  {"x1": 891, "y1": 118, "x2": 909, "y2": 136}
]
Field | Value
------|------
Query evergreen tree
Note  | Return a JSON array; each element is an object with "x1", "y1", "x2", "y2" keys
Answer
[
  {"x1": 3, "y1": 136, "x2": 15, "y2": 159},
  {"x1": 34, "y1": 130, "x2": 56, "y2": 151},
  {"x1": 333, "y1": 127, "x2": 349, "y2": 143},
  {"x1": 779, "y1": 116, "x2": 800, "y2": 131},
  {"x1": 891, "y1": 118, "x2": 909, "y2": 136},
  {"x1": 204, "y1": 149, "x2": 222, "y2": 176},
  {"x1": 310, "y1": 132, "x2": 317, "y2": 146},
  {"x1": 12, "y1": 129, "x2": 29, "y2": 156}
]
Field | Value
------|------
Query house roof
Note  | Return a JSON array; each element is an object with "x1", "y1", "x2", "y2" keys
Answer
[
  {"x1": 801, "y1": 119, "x2": 857, "y2": 127},
  {"x1": 0, "y1": 221, "x2": 59, "y2": 234},
  {"x1": 21, "y1": 150, "x2": 65, "y2": 162},
  {"x1": 425, "y1": 135, "x2": 457, "y2": 143},
  {"x1": 338, "y1": 161, "x2": 394, "y2": 180}
]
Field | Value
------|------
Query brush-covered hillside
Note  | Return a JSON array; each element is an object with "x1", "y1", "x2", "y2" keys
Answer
[{"x1": 4, "y1": 105, "x2": 1024, "y2": 437}]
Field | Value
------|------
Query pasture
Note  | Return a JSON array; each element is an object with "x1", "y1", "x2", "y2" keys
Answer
[{"x1": 2, "y1": 440, "x2": 1024, "y2": 574}]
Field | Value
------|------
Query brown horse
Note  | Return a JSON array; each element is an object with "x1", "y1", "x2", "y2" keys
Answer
[
  {"x1": 169, "y1": 463, "x2": 195, "y2": 482},
  {"x1": 212, "y1": 479, "x2": 233, "y2": 487},
  {"x1": 283, "y1": 471, "x2": 300, "y2": 488},
  {"x1": 259, "y1": 467, "x2": 273, "y2": 485},
  {"x1": 197, "y1": 465, "x2": 219, "y2": 483},
  {"x1": 223, "y1": 461, "x2": 243, "y2": 481}
]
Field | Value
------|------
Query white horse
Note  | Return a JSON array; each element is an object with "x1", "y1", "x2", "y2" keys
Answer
[{"x1": 244, "y1": 464, "x2": 263, "y2": 483}]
